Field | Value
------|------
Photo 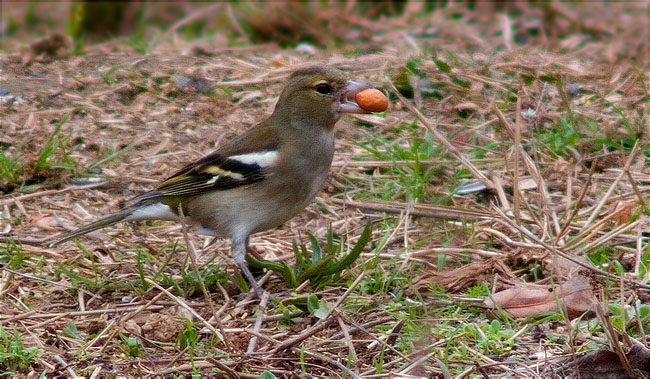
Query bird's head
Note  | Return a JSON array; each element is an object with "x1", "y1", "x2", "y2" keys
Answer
[{"x1": 272, "y1": 65, "x2": 372, "y2": 131}]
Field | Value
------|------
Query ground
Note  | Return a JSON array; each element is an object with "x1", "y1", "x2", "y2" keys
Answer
[{"x1": 1, "y1": 2, "x2": 649, "y2": 378}]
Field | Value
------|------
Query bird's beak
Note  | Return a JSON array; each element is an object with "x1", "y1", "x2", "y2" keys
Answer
[{"x1": 338, "y1": 80, "x2": 371, "y2": 114}]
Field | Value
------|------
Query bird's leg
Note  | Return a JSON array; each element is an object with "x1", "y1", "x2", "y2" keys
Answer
[{"x1": 232, "y1": 237, "x2": 264, "y2": 299}]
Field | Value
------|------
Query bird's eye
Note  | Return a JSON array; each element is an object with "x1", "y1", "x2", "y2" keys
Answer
[{"x1": 315, "y1": 83, "x2": 332, "y2": 94}]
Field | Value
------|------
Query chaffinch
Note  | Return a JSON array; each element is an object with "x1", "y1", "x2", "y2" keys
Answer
[{"x1": 49, "y1": 65, "x2": 379, "y2": 297}]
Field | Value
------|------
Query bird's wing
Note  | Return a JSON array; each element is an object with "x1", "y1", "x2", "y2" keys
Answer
[
  {"x1": 162, "y1": 150, "x2": 276, "y2": 195},
  {"x1": 130, "y1": 125, "x2": 282, "y2": 204}
]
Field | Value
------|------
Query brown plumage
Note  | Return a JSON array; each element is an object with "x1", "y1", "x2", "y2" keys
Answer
[{"x1": 49, "y1": 66, "x2": 376, "y2": 297}]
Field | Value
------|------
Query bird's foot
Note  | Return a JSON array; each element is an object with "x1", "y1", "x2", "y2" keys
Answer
[{"x1": 237, "y1": 261, "x2": 266, "y2": 300}]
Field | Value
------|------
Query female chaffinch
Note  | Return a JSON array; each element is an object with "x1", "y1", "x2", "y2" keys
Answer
[{"x1": 49, "y1": 65, "x2": 378, "y2": 297}]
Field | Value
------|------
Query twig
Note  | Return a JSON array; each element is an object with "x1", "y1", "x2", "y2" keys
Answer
[
  {"x1": 625, "y1": 167, "x2": 648, "y2": 208},
  {"x1": 30, "y1": 313, "x2": 68, "y2": 330},
  {"x1": 337, "y1": 315, "x2": 359, "y2": 373},
  {"x1": 274, "y1": 273, "x2": 365, "y2": 352},
  {"x1": 396, "y1": 349, "x2": 439, "y2": 375},
  {"x1": 119, "y1": 290, "x2": 167, "y2": 324},
  {"x1": 145, "y1": 278, "x2": 226, "y2": 345},
  {"x1": 580, "y1": 140, "x2": 640, "y2": 231},
  {"x1": 492, "y1": 174, "x2": 510, "y2": 210},
  {"x1": 226, "y1": 3, "x2": 250, "y2": 43},
  {"x1": 384, "y1": 319, "x2": 405, "y2": 347},
  {"x1": 1, "y1": 268, "x2": 95, "y2": 297},
  {"x1": 214, "y1": 73, "x2": 291, "y2": 87},
  {"x1": 493, "y1": 207, "x2": 650, "y2": 291},
  {"x1": 513, "y1": 97, "x2": 522, "y2": 226},
  {"x1": 324, "y1": 272, "x2": 365, "y2": 320},
  {"x1": 410, "y1": 247, "x2": 502, "y2": 258},
  {"x1": 301, "y1": 349, "x2": 357, "y2": 378},
  {"x1": 564, "y1": 200, "x2": 639, "y2": 250},
  {"x1": 243, "y1": 328, "x2": 281, "y2": 345},
  {"x1": 0, "y1": 182, "x2": 108, "y2": 207},
  {"x1": 0, "y1": 304, "x2": 168, "y2": 321},
  {"x1": 154, "y1": 359, "x2": 239, "y2": 377},
  {"x1": 575, "y1": 219, "x2": 641, "y2": 255},
  {"x1": 556, "y1": 163, "x2": 596, "y2": 243},
  {"x1": 177, "y1": 204, "x2": 229, "y2": 349},
  {"x1": 594, "y1": 299, "x2": 635, "y2": 378},
  {"x1": 246, "y1": 291, "x2": 271, "y2": 354},
  {"x1": 0, "y1": 236, "x2": 52, "y2": 246},
  {"x1": 501, "y1": 13, "x2": 513, "y2": 52},
  {"x1": 53, "y1": 354, "x2": 79, "y2": 378},
  {"x1": 359, "y1": 341, "x2": 447, "y2": 377},
  {"x1": 89, "y1": 365, "x2": 102, "y2": 379},
  {"x1": 341, "y1": 313, "x2": 411, "y2": 362},
  {"x1": 331, "y1": 158, "x2": 492, "y2": 168},
  {"x1": 329, "y1": 198, "x2": 494, "y2": 221},
  {"x1": 634, "y1": 231, "x2": 645, "y2": 278},
  {"x1": 273, "y1": 317, "x2": 336, "y2": 353},
  {"x1": 163, "y1": 3, "x2": 223, "y2": 39},
  {"x1": 386, "y1": 80, "x2": 495, "y2": 190},
  {"x1": 77, "y1": 319, "x2": 116, "y2": 355},
  {"x1": 329, "y1": 316, "x2": 397, "y2": 340}
]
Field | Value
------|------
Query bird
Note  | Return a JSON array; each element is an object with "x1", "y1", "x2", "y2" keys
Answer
[{"x1": 49, "y1": 65, "x2": 378, "y2": 298}]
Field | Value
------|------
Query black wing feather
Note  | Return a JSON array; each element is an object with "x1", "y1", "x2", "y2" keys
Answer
[{"x1": 130, "y1": 151, "x2": 269, "y2": 204}]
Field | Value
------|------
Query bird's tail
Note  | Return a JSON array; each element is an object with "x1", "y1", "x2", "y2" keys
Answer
[{"x1": 48, "y1": 209, "x2": 133, "y2": 247}]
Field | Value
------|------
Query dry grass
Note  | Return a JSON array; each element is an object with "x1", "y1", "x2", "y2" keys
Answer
[{"x1": 1, "y1": 2, "x2": 649, "y2": 378}]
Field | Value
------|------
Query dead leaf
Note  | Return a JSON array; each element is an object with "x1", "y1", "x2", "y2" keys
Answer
[
  {"x1": 30, "y1": 32, "x2": 70, "y2": 56},
  {"x1": 140, "y1": 306, "x2": 194, "y2": 342},
  {"x1": 607, "y1": 201, "x2": 635, "y2": 226},
  {"x1": 451, "y1": 130, "x2": 472, "y2": 147},
  {"x1": 416, "y1": 257, "x2": 517, "y2": 293},
  {"x1": 236, "y1": 91, "x2": 264, "y2": 105},
  {"x1": 32, "y1": 216, "x2": 58, "y2": 231},
  {"x1": 271, "y1": 54, "x2": 287, "y2": 67},
  {"x1": 484, "y1": 275, "x2": 595, "y2": 319},
  {"x1": 552, "y1": 254, "x2": 593, "y2": 278},
  {"x1": 518, "y1": 177, "x2": 538, "y2": 191},
  {"x1": 454, "y1": 102, "x2": 479, "y2": 111},
  {"x1": 561, "y1": 345, "x2": 650, "y2": 379},
  {"x1": 123, "y1": 319, "x2": 142, "y2": 336}
]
